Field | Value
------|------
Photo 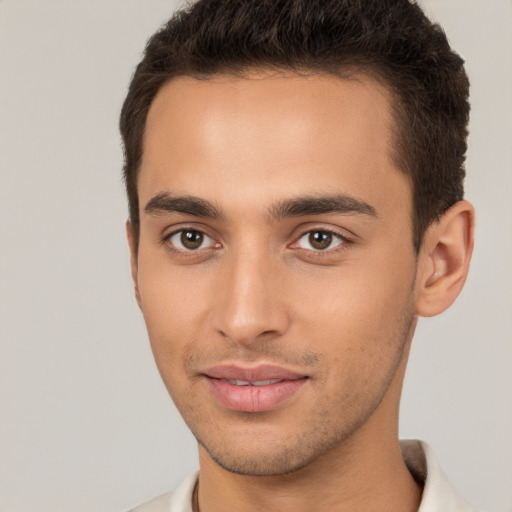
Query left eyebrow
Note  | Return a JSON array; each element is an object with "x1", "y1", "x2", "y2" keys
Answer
[{"x1": 269, "y1": 194, "x2": 378, "y2": 219}]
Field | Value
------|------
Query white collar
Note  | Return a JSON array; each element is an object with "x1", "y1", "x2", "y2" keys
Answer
[{"x1": 401, "y1": 439, "x2": 475, "y2": 512}]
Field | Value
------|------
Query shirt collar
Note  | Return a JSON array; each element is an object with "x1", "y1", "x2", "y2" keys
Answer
[{"x1": 401, "y1": 439, "x2": 475, "y2": 512}]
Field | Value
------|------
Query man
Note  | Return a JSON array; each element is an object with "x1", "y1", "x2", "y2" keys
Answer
[{"x1": 121, "y1": 1, "x2": 475, "y2": 511}]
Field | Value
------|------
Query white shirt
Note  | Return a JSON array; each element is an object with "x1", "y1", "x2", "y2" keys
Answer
[{"x1": 129, "y1": 440, "x2": 476, "y2": 512}]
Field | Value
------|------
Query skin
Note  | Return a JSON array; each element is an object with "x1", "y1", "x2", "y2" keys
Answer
[{"x1": 127, "y1": 71, "x2": 474, "y2": 512}]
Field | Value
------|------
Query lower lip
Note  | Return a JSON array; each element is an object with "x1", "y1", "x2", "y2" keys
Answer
[{"x1": 205, "y1": 377, "x2": 307, "y2": 412}]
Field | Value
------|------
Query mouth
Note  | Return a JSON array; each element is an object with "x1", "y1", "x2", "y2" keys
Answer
[{"x1": 202, "y1": 364, "x2": 309, "y2": 412}]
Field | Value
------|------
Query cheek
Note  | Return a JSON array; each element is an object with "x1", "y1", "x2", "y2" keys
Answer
[
  {"x1": 137, "y1": 245, "x2": 213, "y2": 322},
  {"x1": 135, "y1": 253, "x2": 211, "y2": 375},
  {"x1": 288, "y1": 253, "x2": 416, "y2": 365},
  {"x1": 293, "y1": 258, "x2": 415, "y2": 324}
]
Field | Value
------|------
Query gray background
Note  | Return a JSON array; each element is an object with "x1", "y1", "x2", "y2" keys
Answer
[{"x1": 0, "y1": 1, "x2": 510, "y2": 511}]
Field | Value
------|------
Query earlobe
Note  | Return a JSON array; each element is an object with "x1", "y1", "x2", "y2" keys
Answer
[
  {"x1": 415, "y1": 200, "x2": 475, "y2": 317},
  {"x1": 126, "y1": 220, "x2": 143, "y2": 309}
]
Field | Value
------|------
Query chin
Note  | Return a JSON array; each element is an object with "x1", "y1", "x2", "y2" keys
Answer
[
  {"x1": 195, "y1": 419, "x2": 356, "y2": 477},
  {"x1": 203, "y1": 443, "x2": 318, "y2": 476}
]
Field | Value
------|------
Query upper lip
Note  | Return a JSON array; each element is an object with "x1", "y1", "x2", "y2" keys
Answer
[{"x1": 203, "y1": 364, "x2": 307, "y2": 382}]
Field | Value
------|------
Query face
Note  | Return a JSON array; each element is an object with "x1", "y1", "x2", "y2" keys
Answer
[{"x1": 131, "y1": 72, "x2": 419, "y2": 476}]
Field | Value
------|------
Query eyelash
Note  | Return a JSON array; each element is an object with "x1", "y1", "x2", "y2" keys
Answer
[{"x1": 162, "y1": 226, "x2": 353, "y2": 255}]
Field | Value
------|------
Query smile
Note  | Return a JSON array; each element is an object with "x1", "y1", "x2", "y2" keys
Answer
[{"x1": 203, "y1": 364, "x2": 308, "y2": 412}]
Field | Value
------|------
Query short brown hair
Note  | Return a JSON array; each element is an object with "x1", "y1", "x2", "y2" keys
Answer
[{"x1": 120, "y1": 0, "x2": 470, "y2": 251}]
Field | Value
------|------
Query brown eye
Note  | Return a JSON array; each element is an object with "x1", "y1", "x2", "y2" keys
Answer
[
  {"x1": 181, "y1": 230, "x2": 203, "y2": 249},
  {"x1": 309, "y1": 231, "x2": 332, "y2": 250},
  {"x1": 297, "y1": 230, "x2": 344, "y2": 251},
  {"x1": 169, "y1": 229, "x2": 213, "y2": 250}
]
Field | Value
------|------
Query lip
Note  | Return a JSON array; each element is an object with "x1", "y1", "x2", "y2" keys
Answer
[{"x1": 202, "y1": 364, "x2": 308, "y2": 413}]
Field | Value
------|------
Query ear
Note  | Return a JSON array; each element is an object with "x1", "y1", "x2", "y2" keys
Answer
[
  {"x1": 415, "y1": 200, "x2": 475, "y2": 317},
  {"x1": 126, "y1": 220, "x2": 142, "y2": 309}
]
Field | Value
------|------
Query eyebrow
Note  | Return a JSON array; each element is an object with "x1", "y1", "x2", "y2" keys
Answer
[
  {"x1": 144, "y1": 191, "x2": 377, "y2": 220},
  {"x1": 145, "y1": 192, "x2": 223, "y2": 219},
  {"x1": 269, "y1": 194, "x2": 378, "y2": 219}
]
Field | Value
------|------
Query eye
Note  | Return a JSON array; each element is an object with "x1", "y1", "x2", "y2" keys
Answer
[
  {"x1": 297, "y1": 230, "x2": 345, "y2": 251},
  {"x1": 168, "y1": 229, "x2": 216, "y2": 251}
]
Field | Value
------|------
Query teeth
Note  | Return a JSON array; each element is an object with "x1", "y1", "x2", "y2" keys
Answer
[
  {"x1": 252, "y1": 379, "x2": 282, "y2": 386},
  {"x1": 227, "y1": 379, "x2": 250, "y2": 386},
  {"x1": 225, "y1": 379, "x2": 283, "y2": 386}
]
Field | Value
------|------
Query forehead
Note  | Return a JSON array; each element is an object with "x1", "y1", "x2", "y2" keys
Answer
[
  {"x1": 139, "y1": 71, "x2": 410, "y2": 220},
  {"x1": 144, "y1": 71, "x2": 394, "y2": 165}
]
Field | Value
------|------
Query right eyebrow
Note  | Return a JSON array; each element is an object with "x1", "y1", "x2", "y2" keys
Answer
[{"x1": 144, "y1": 192, "x2": 224, "y2": 219}]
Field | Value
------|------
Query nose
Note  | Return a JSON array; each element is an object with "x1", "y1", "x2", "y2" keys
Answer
[{"x1": 212, "y1": 249, "x2": 289, "y2": 346}]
